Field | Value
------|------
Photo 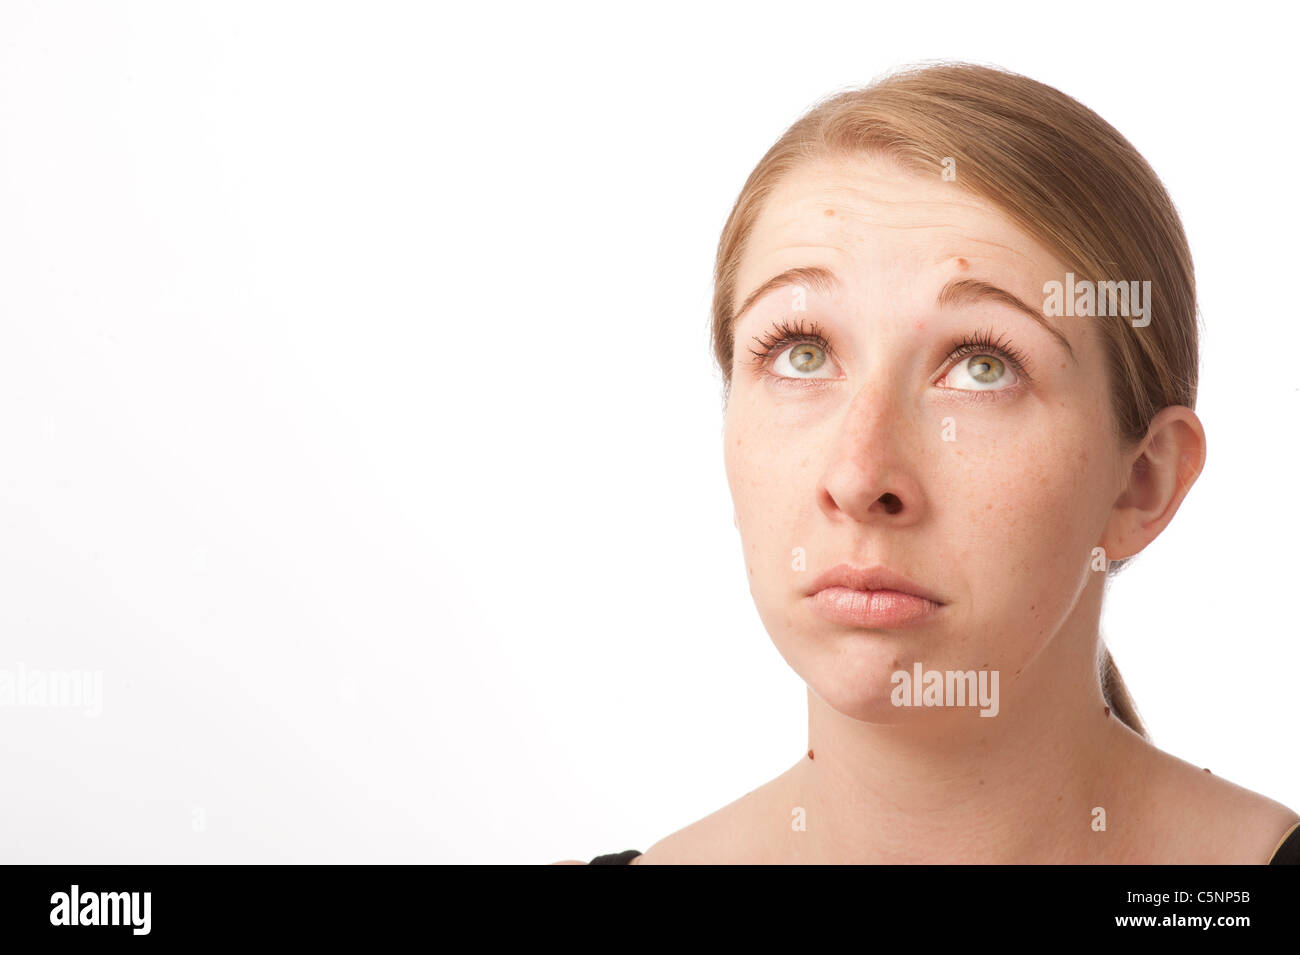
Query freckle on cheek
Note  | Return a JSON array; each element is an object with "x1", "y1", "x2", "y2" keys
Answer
[{"x1": 824, "y1": 208, "x2": 835, "y2": 217}]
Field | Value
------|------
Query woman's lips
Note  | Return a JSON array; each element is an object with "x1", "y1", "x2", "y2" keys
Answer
[
  {"x1": 805, "y1": 564, "x2": 945, "y2": 629},
  {"x1": 809, "y1": 587, "x2": 942, "y2": 628}
]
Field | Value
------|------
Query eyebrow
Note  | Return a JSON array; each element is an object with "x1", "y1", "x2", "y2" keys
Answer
[
  {"x1": 733, "y1": 266, "x2": 840, "y2": 324},
  {"x1": 937, "y1": 277, "x2": 1075, "y2": 360},
  {"x1": 734, "y1": 267, "x2": 1075, "y2": 360}
]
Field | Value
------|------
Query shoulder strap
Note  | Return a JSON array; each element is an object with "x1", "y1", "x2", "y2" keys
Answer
[
  {"x1": 588, "y1": 849, "x2": 642, "y2": 865},
  {"x1": 1268, "y1": 821, "x2": 1300, "y2": 864}
]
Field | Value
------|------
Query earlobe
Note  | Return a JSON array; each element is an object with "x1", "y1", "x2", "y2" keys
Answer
[{"x1": 1100, "y1": 406, "x2": 1207, "y2": 562}]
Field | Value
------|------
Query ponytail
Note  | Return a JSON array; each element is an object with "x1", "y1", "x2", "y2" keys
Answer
[{"x1": 1100, "y1": 647, "x2": 1146, "y2": 738}]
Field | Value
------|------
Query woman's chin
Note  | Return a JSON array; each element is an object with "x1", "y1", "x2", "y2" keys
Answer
[
  {"x1": 802, "y1": 666, "x2": 934, "y2": 724},
  {"x1": 808, "y1": 683, "x2": 995, "y2": 727},
  {"x1": 796, "y1": 649, "x2": 1007, "y2": 726}
]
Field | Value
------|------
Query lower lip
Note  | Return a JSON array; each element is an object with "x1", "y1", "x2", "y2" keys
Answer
[{"x1": 809, "y1": 587, "x2": 943, "y2": 628}]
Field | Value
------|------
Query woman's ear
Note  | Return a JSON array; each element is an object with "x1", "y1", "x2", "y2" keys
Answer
[{"x1": 1101, "y1": 406, "x2": 1206, "y2": 562}]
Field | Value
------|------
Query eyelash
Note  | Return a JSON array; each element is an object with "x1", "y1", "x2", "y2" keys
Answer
[
  {"x1": 746, "y1": 318, "x2": 832, "y2": 365},
  {"x1": 946, "y1": 327, "x2": 1033, "y2": 382},
  {"x1": 745, "y1": 321, "x2": 1034, "y2": 382}
]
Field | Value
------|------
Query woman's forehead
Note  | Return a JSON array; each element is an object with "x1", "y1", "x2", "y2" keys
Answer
[{"x1": 738, "y1": 158, "x2": 1061, "y2": 300}]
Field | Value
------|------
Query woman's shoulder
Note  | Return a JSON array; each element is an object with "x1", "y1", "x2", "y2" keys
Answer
[
  {"x1": 624, "y1": 773, "x2": 796, "y2": 865},
  {"x1": 1127, "y1": 739, "x2": 1300, "y2": 864},
  {"x1": 547, "y1": 792, "x2": 774, "y2": 866},
  {"x1": 547, "y1": 795, "x2": 767, "y2": 865},
  {"x1": 556, "y1": 742, "x2": 1300, "y2": 864}
]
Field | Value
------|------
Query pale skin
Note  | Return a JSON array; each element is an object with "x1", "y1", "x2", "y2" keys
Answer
[{"x1": 556, "y1": 153, "x2": 1299, "y2": 864}]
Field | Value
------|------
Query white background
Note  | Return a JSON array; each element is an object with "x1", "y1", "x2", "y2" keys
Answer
[{"x1": 0, "y1": 1, "x2": 1295, "y2": 864}]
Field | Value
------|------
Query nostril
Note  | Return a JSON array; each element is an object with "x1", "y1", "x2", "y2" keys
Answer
[{"x1": 877, "y1": 492, "x2": 903, "y2": 515}]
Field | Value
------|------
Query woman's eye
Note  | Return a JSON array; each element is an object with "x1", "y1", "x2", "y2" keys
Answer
[
  {"x1": 771, "y1": 341, "x2": 837, "y2": 378},
  {"x1": 940, "y1": 352, "x2": 1018, "y2": 390}
]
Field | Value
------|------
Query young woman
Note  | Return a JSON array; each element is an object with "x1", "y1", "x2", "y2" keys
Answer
[{"x1": 559, "y1": 62, "x2": 1300, "y2": 865}]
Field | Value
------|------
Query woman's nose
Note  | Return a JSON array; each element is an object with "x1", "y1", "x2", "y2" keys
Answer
[{"x1": 815, "y1": 383, "x2": 928, "y2": 527}]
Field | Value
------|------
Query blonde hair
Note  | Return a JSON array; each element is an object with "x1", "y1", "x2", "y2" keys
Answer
[{"x1": 711, "y1": 63, "x2": 1201, "y2": 739}]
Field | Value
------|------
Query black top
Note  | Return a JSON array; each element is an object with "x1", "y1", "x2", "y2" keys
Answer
[
  {"x1": 588, "y1": 849, "x2": 644, "y2": 865},
  {"x1": 588, "y1": 821, "x2": 1300, "y2": 864}
]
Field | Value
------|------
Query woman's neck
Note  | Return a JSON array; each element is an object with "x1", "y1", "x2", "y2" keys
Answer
[{"x1": 779, "y1": 618, "x2": 1142, "y2": 863}]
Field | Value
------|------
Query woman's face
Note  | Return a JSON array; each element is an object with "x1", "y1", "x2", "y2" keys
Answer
[{"x1": 724, "y1": 153, "x2": 1128, "y2": 723}]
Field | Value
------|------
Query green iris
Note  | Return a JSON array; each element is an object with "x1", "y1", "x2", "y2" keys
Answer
[
  {"x1": 790, "y1": 343, "x2": 825, "y2": 373},
  {"x1": 968, "y1": 354, "x2": 1004, "y2": 384}
]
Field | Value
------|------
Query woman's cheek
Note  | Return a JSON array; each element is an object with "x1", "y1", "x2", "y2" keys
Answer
[
  {"x1": 725, "y1": 416, "x2": 820, "y2": 609},
  {"x1": 941, "y1": 422, "x2": 1100, "y2": 643}
]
